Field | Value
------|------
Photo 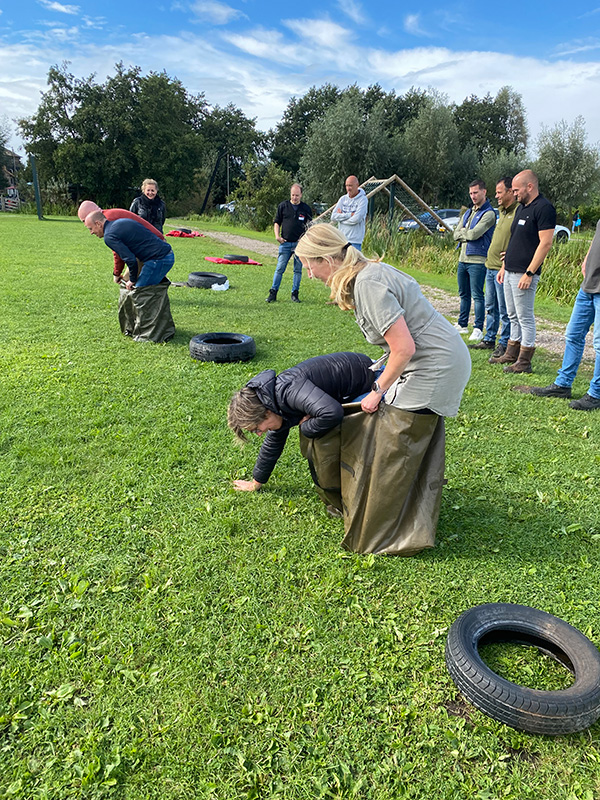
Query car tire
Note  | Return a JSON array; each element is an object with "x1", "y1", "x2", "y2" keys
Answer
[
  {"x1": 555, "y1": 230, "x2": 569, "y2": 244},
  {"x1": 188, "y1": 272, "x2": 228, "y2": 288},
  {"x1": 223, "y1": 254, "x2": 249, "y2": 262},
  {"x1": 445, "y1": 603, "x2": 600, "y2": 735},
  {"x1": 189, "y1": 333, "x2": 256, "y2": 363}
]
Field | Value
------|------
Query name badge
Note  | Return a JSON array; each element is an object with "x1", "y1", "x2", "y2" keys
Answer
[
  {"x1": 298, "y1": 215, "x2": 305, "y2": 221},
  {"x1": 518, "y1": 219, "x2": 526, "y2": 225}
]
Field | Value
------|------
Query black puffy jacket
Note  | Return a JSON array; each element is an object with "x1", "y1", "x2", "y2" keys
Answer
[
  {"x1": 248, "y1": 352, "x2": 373, "y2": 484},
  {"x1": 129, "y1": 194, "x2": 166, "y2": 233}
]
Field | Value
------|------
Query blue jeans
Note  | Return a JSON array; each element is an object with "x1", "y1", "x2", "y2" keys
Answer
[
  {"x1": 457, "y1": 261, "x2": 486, "y2": 329},
  {"x1": 555, "y1": 288, "x2": 600, "y2": 399},
  {"x1": 483, "y1": 268, "x2": 510, "y2": 347},
  {"x1": 271, "y1": 241, "x2": 302, "y2": 293},
  {"x1": 503, "y1": 271, "x2": 540, "y2": 348},
  {"x1": 136, "y1": 251, "x2": 174, "y2": 287}
]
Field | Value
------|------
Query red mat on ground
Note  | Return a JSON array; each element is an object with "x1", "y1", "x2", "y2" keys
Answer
[
  {"x1": 166, "y1": 230, "x2": 205, "y2": 237},
  {"x1": 205, "y1": 256, "x2": 262, "y2": 265}
]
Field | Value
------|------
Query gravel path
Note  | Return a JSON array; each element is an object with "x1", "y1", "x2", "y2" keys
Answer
[{"x1": 199, "y1": 230, "x2": 594, "y2": 361}]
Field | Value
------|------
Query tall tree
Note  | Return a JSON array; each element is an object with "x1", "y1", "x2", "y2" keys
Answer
[
  {"x1": 198, "y1": 103, "x2": 265, "y2": 212},
  {"x1": 454, "y1": 86, "x2": 528, "y2": 160},
  {"x1": 401, "y1": 93, "x2": 478, "y2": 205},
  {"x1": 299, "y1": 87, "x2": 405, "y2": 203},
  {"x1": 0, "y1": 119, "x2": 10, "y2": 191},
  {"x1": 534, "y1": 116, "x2": 600, "y2": 209},
  {"x1": 271, "y1": 84, "x2": 341, "y2": 175},
  {"x1": 18, "y1": 62, "x2": 207, "y2": 207}
]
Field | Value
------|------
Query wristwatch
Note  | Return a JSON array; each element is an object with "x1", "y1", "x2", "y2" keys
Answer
[
  {"x1": 372, "y1": 380, "x2": 384, "y2": 394},
  {"x1": 525, "y1": 270, "x2": 535, "y2": 277}
]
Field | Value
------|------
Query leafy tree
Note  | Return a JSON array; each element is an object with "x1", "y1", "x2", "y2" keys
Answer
[
  {"x1": 198, "y1": 103, "x2": 265, "y2": 213},
  {"x1": 454, "y1": 86, "x2": 528, "y2": 160},
  {"x1": 0, "y1": 119, "x2": 10, "y2": 191},
  {"x1": 534, "y1": 116, "x2": 600, "y2": 210},
  {"x1": 19, "y1": 62, "x2": 206, "y2": 207},
  {"x1": 401, "y1": 93, "x2": 478, "y2": 205},
  {"x1": 299, "y1": 87, "x2": 401, "y2": 203},
  {"x1": 479, "y1": 149, "x2": 527, "y2": 198},
  {"x1": 230, "y1": 158, "x2": 292, "y2": 230},
  {"x1": 271, "y1": 84, "x2": 341, "y2": 175}
]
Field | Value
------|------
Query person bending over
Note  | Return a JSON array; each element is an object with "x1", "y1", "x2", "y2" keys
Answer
[{"x1": 228, "y1": 352, "x2": 374, "y2": 491}]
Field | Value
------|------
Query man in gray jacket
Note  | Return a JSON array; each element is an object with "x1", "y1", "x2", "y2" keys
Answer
[{"x1": 331, "y1": 176, "x2": 368, "y2": 250}]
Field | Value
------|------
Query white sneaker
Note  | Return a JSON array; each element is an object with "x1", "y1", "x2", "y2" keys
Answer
[
  {"x1": 453, "y1": 322, "x2": 469, "y2": 334},
  {"x1": 468, "y1": 328, "x2": 484, "y2": 342}
]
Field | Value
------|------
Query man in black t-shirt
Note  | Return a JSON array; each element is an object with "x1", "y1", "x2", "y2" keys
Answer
[
  {"x1": 496, "y1": 170, "x2": 556, "y2": 374},
  {"x1": 266, "y1": 184, "x2": 312, "y2": 304}
]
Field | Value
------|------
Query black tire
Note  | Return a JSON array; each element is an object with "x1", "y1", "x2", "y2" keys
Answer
[
  {"x1": 445, "y1": 603, "x2": 600, "y2": 735},
  {"x1": 187, "y1": 272, "x2": 228, "y2": 289},
  {"x1": 223, "y1": 254, "x2": 249, "y2": 262},
  {"x1": 555, "y1": 230, "x2": 569, "y2": 243},
  {"x1": 189, "y1": 333, "x2": 256, "y2": 363}
]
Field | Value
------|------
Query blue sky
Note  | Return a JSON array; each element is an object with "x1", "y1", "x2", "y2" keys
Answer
[{"x1": 2, "y1": 0, "x2": 600, "y2": 155}]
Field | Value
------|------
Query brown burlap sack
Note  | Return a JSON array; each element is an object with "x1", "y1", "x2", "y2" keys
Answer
[
  {"x1": 118, "y1": 278, "x2": 175, "y2": 343},
  {"x1": 300, "y1": 403, "x2": 445, "y2": 556}
]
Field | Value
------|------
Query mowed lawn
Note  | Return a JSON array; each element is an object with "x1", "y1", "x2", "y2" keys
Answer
[{"x1": 1, "y1": 213, "x2": 600, "y2": 799}]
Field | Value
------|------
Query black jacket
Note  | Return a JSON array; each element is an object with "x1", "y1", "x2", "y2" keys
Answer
[
  {"x1": 130, "y1": 194, "x2": 167, "y2": 233},
  {"x1": 248, "y1": 352, "x2": 373, "y2": 484}
]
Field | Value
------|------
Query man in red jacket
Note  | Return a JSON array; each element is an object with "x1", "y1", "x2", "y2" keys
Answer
[{"x1": 78, "y1": 200, "x2": 164, "y2": 282}]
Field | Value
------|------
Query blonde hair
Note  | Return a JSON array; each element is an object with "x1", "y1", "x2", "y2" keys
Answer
[
  {"x1": 295, "y1": 223, "x2": 370, "y2": 311},
  {"x1": 227, "y1": 386, "x2": 268, "y2": 443},
  {"x1": 141, "y1": 178, "x2": 158, "y2": 192}
]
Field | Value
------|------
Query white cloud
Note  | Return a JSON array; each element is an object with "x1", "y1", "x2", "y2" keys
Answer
[
  {"x1": 337, "y1": 0, "x2": 366, "y2": 26},
  {"x1": 283, "y1": 17, "x2": 354, "y2": 50},
  {"x1": 404, "y1": 14, "x2": 432, "y2": 37},
  {"x1": 190, "y1": 1, "x2": 242, "y2": 25},
  {"x1": 554, "y1": 38, "x2": 600, "y2": 57},
  {"x1": 38, "y1": 0, "x2": 80, "y2": 14},
  {"x1": 223, "y1": 28, "x2": 305, "y2": 66}
]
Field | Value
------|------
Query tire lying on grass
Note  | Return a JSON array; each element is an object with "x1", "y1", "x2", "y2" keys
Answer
[
  {"x1": 188, "y1": 272, "x2": 228, "y2": 289},
  {"x1": 445, "y1": 603, "x2": 600, "y2": 735},
  {"x1": 223, "y1": 254, "x2": 249, "y2": 262},
  {"x1": 189, "y1": 333, "x2": 256, "y2": 363}
]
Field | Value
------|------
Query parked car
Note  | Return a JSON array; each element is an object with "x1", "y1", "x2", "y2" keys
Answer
[
  {"x1": 553, "y1": 225, "x2": 570, "y2": 243},
  {"x1": 399, "y1": 208, "x2": 461, "y2": 232},
  {"x1": 217, "y1": 201, "x2": 235, "y2": 213}
]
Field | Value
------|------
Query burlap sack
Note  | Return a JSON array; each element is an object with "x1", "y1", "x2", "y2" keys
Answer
[
  {"x1": 118, "y1": 278, "x2": 175, "y2": 343},
  {"x1": 300, "y1": 403, "x2": 445, "y2": 556}
]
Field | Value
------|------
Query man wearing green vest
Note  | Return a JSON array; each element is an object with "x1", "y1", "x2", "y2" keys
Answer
[{"x1": 471, "y1": 177, "x2": 520, "y2": 362}]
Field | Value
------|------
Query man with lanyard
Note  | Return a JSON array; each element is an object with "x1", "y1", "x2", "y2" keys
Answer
[
  {"x1": 496, "y1": 170, "x2": 556, "y2": 374},
  {"x1": 470, "y1": 177, "x2": 520, "y2": 360},
  {"x1": 452, "y1": 180, "x2": 496, "y2": 343},
  {"x1": 266, "y1": 184, "x2": 312, "y2": 304}
]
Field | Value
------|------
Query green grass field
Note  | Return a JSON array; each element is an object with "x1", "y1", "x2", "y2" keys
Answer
[{"x1": 1, "y1": 213, "x2": 600, "y2": 799}]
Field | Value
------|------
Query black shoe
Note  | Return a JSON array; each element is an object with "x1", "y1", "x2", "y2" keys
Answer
[
  {"x1": 530, "y1": 382, "x2": 572, "y2": 398},
  {"x1": 291, "y1": 291, "x2": 300, "y2": 303},
  {"x1": 266, "y1": 289, "x2": 277, "y2": 303},
  {"x1": 488, "y1": 344, "x2": 506, "y2": 362},
  {"x1": 569, "y1": 393, "x2": 600, "y2": 410},
  {"x1": 469, "y1": 339, "x2": 495, "y2": 350}
]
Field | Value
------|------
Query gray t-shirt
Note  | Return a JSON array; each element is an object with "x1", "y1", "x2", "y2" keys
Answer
[
  {"x1": 582, "y1": 220, "x2": 600, "y2": 294},
  {"x1": 353, "y1": 262, "x2": 471, "y2": 417}
]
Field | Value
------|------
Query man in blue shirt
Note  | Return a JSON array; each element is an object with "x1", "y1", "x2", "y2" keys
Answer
[{"x1": 85, "y1": 210, "x2": 174, "y2": 290}]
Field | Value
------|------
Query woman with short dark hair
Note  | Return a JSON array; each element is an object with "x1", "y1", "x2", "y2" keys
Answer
[{"x1": 228, "y1": 352, "x2": 374, "y2": 491}]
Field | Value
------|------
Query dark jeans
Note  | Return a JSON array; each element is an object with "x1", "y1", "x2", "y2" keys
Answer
[
  {"x1": 457, "y1": 261, "x2": 486, "y2": 330},
  {"x1": 483, "y1": 268, "x2": 510, "y2": 347}
]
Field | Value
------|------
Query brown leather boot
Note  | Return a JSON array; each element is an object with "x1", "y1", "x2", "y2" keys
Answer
[
  {"x1": 503, "y1": 346, "x2": 535, "y2": 374},
  {"x1": 489, "y1": 339, "x2": 520, "y2": 364}
]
